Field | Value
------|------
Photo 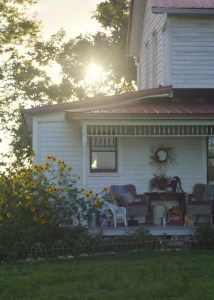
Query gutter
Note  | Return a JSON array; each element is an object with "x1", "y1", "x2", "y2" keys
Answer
[{"x1": 152, "y1": 8, "x2": 214, "y2": 14}]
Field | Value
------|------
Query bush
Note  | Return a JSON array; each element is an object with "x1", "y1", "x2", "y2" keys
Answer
[
  {"x1": 194, "y1": 224, "x2": 214, "y2": 249},
  {"x1": 0, "y1": 154, "x2": 104, "y2": 250}
]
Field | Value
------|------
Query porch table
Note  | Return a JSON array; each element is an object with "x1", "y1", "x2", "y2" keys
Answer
[{"x1": 146, "y1": 192, "x2": 186, "y2": 225}]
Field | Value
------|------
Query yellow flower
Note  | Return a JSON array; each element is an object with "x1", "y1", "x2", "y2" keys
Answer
[
  {"x1": 44, "y1": 163, "x2": 50, "y2": 171},
  {"x1": 59, "y1": 166, "x2": 65, "y2": 173},
  {"x1": 41, "y1": 218, "x2": 48, "y2": 224},
  {"x1": 7, "y1": 212, "x2": 11, "y2": 218},
  {"x1": 84, "y1": 191, "x2": 91, "y2": 199},
  {"x1": 103, "y1": 186, "x2": 109, "y2": 193},
  {"x1": 0, "y1": 216, "x2": 3, "y2": 221},
  {"x1": 108, "y1": 195, "x2": 114, "y2": 202},
  {"x1": 95, "y1": 199, "x2": 102, "y2": 209},
  {"x1": 31, "y1": 182, "x2": 37, "y2": 188},
  {"x1": 48, "y1": 186, "x2": 57, "y2": 193},
  {"x1": 79, "y1": 187, "x2": 84, "y2": 193},
  {"x1": 89, "y1": 190, "x2": 93, "y2": 196},
  {"x1": 26, "y1": 195, "x2": 33, "y2": 204},
  {"x1": 31, "y1": 207, "x2": 36, "y2": 212}
]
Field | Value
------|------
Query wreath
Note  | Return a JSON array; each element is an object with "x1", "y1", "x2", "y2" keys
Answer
[{"x1": 150, "y1": 146, "x2": 177, "y2": 170}]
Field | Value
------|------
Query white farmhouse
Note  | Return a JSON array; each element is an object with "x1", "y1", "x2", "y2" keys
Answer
[{"x1": 24, "y1": 0, "x2": 214, "y2": 231}]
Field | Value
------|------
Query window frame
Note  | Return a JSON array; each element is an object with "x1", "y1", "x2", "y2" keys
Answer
[
  {"x1": 89, "y1": 137, "x2": 118, "y2": 173},
  {"x1": 207, "y1": 137, "x2": 214, "y2": 184}
]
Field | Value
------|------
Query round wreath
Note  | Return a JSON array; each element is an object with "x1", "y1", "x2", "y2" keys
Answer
[{"x1": 150, "y1": 146, "x2": 177, "y2": 169}]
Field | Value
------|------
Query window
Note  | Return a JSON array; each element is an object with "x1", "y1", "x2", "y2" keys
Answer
[
  {"x1": 207, "y1": 137, "x2": 214, "y2": 184},
  {"x1": 90, "y1": 137, "x2": 117, "y2": 172}
]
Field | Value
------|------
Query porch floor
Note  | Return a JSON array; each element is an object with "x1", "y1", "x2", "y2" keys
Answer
[{"x1": 88, "y1": 225, "x2": 197, "y2": 236}]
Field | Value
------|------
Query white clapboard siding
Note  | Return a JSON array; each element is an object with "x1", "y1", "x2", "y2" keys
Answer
[
  {"x1": 86, "y1": 137, "x2": 206, "y2": 194},
  {"x1": 171, "y1": 16, "x2": 214, "y2": 88},
  {"x1": 139, "y1": 0, "x2": 165, "y2": 89},
  {"x1": 35, "y1": 113, "x2": 83, "y2": 184}
]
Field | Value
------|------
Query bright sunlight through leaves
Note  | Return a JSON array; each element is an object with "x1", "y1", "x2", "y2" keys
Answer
[{"x1": 85, "y1": 63, "x2": 104, "y2": 84}]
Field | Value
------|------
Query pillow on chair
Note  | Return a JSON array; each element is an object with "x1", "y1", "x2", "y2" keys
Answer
[
  {"x1": 124, "y1": 192, "x2": 142, "y2": 204},
  {"x1": 124, "y1": 192, "x2": 135, "y2": 203}
]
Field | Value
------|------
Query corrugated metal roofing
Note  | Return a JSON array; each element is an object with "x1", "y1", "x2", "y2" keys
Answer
[
  {"x1": 75, "y1": 103, "x2": 214, "y2": 116},
  {"x1": 151, "y1": 0, "x2": 214, "y2": 9}
]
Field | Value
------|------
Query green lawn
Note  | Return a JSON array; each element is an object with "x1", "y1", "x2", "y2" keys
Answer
[{"x1": 0, "y1": 251, "x2": 213, "y2": 300}]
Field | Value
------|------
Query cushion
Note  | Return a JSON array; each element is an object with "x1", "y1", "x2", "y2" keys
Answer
[
  {"x1": 124, "y1": 192, "x2": 143, "y2": 204},
  {"x1": 124, "y1": 192, "x2": 136, "y2": 203}
]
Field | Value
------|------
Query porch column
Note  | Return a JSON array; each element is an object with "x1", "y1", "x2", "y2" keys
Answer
[{"x1": 82, "y1": 123, "x2": 87, "y2": 187}]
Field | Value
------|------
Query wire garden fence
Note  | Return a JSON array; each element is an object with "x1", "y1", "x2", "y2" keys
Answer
[{"x1": 0, "y1": 235, "x2": 213, "y2": 262}]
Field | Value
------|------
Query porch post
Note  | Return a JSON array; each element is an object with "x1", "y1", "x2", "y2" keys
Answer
[{"x1": 82, "y1": 123, "x2": 87, "y2": 187}]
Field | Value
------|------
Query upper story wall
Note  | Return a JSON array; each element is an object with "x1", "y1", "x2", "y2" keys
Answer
[
  {"x1": 170, "y1": 15, "x2": 214, "y2": 88},
  {"x1": 135, "y1": 1, "x2": 214, "y2": 90},
  {"x1": 138, "y1": 0, "x2": 165, "y2": 90}
]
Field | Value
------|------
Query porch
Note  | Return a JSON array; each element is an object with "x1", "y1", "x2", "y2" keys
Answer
[{"x1": 88, "y1": 225, "x2": 197, "y2": 236}]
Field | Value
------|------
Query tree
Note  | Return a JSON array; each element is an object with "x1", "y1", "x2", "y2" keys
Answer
[
  {"x1": 1, "y1": 0, "x2": 136, "y2": 162},
  {"x1": 93, "y1": 0, "x2": 136, "y2": 83}
]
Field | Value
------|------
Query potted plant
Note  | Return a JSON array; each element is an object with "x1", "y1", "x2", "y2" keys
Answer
[{"x1": 150, "y1": 174, "x2": 167, "y2": 191}]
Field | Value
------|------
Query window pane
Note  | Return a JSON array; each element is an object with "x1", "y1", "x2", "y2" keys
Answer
[
  {"x1": 91, "y1": 151, "x2": 116, "y2": 171},
  {"x1": 208, "y1": 158, "x2": 214, "y2": 184},
  {"x1": 208, "y1": 137, "x2": 214, "y2": 157}
]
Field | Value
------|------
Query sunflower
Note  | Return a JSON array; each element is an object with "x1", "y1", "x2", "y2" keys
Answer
[
  {"x1": 102, "y1": 186, "x2": 109, "y2": 193},
  {"x1": 31, "y1": 182, "x2": 37, "y2": 188},
  {"x1": 95, "y1": 199, "x2": 102, "y2": 209},
  {"x1": 48, "y1": 186, "x2": 57, "y2": 193}
]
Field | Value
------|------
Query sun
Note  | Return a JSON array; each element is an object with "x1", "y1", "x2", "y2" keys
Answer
[{"x1": 85, "y1": 63, "x2": 103, "y2": 83}]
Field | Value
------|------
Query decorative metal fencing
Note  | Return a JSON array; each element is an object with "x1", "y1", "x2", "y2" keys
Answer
[{"x1": 0, "y1": 235, "x2": 213, "y2": 263}]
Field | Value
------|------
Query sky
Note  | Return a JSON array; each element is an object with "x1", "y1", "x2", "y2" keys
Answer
[
  {"x1": 37, "y1": 0, "x2": 102, "y2": 38},
  {"x1": 0, "y1": 0, "x2": 102, "y2": 155}
]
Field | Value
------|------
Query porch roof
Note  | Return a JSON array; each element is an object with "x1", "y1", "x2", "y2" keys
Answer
[{"x1": 67, "y1": 102, "x2": 214, "y2": 119}]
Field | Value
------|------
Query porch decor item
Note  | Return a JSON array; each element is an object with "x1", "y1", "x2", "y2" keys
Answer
[
  {"x1": 101, "y1": 202, "x2": 127, "y2": 228},
  {"x1": 149, "y1": 175, "x2": 183, "y2": 193},
  {"x1": 150, "y1": 145, "x2": 177, "y2": 173},
  {"x1": 153, "y1": 204, "x2": 167, "y2": 225},
  {"x1": 186, "y1": 184, "x2": 213, "y2": 224},
  {"x1": 109, "y1": 185, "x2": 149, "y2": 225}
]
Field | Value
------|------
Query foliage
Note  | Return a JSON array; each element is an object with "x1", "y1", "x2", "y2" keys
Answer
[
  {"x1": 1, "y1": 0, "x2": 136, "y2": 161},
  {"x1": 133, "y1": 227, "x2": 155, "y2": 241},
  {"x1": 194, "y1": 224, "x2": 214, "y2": 249},
  {"x1": 93, "y1": 0, "x2": 136, "y2": 83},
  {"x1": 0, "y1": 155, "x2": 106, "y2": 249}
]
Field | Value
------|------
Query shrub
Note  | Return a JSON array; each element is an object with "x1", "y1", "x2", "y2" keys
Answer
[
  {"x1": 194, "y1": 224, "x2": 214, "y2": 249},
  {"x1": 0, "y1": 154, "x2": 104, "y2": 250}
]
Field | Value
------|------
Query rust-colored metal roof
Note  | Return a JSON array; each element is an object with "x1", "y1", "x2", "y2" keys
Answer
[
  {"x1": 151, "y1": 0, "x2": 214, "y2": 9},
  {"x1": 23, "y1": 86, "x2": 172, "y2": 115},
  {"x1": 70, "y1": 102, "x2": 214, "y2": 118}
]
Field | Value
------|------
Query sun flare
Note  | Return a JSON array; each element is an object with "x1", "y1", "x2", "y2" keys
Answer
[{"x1": 85, "y1": 63, "x2": 103, "y2": 83}]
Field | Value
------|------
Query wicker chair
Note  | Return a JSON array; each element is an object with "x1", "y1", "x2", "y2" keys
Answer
[
  {"x1": 186, "y1": 184, "x2": 213, "y2": 224},
  {"x1": 109, "y1": 185, "x2": 149, "y2": 225}
]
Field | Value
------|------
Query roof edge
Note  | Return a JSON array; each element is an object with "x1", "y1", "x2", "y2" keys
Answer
[
  {"x1": 126, "y1": 0, "x2": 146, "y2": 57},
  {"x1": 152, "y1": 7, "x2": 214, "y2": 14},
  {"x1": 23, "y1": 85, "x2": 173, "y2": 116}
]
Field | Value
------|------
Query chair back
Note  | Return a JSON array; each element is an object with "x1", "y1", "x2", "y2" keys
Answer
[
  {"x1": 110, "y1": 184, "x2": 136, "y2": 197},
  {"x1": 192, "y1": 183, "x2": 206, "y2": 201}
]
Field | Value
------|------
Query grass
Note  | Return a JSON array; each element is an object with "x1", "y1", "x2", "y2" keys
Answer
[{"x1": 0, "y1": 251, "x2": 213, "y2": 300}]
